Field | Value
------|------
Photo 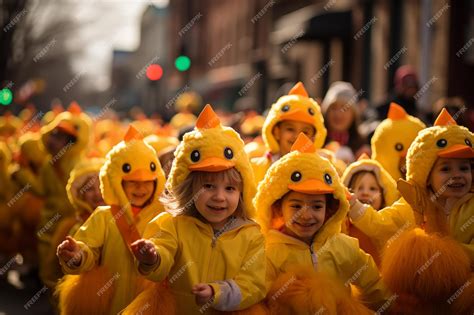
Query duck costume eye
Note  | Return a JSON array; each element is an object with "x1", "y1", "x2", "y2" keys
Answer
[
  {"x1": 281, "y1": 104, "x2": 290, "y2": 112},
  {"x1": 395, "y1": 143, "x2": 404, "y2": 152},
  {"x1": 224, "y1": 147, "x2": 233, "y2": 159},
  {"x1": 324, "y1": 173, "x2": 332, "y2": 185},
  {"x1": 308, "y1": 107, "x2": 315, "y2": 116},
  {"x1": 291, "y1": 171, "x2": 302, "y2": 182},
  {"x1": 465, "y1": 139, "x2": 472, "y2": 147},
  {"x1": 150, "y1": 162, "x2": 156, "y2": 171},
  {"x1": 190, "y1": 150, "x2": 200, "y2": 162},
  {"x1": 122, "y1": 163, "x2": 131, "y2": 173},
  {"x1": 436, "y1": 139, "x2": 447, "y2": 148}
]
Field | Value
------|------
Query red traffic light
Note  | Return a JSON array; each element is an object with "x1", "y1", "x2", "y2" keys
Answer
[{"x1": 146, "y1": 64, "x2": 163, "y2": 81}]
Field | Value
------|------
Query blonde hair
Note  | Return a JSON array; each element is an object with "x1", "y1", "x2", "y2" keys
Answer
[
  {"x1": 160, "y1": 168, "x2": 247, "y2": 219},
  {"x1": 348, "y1": 170, "x2": 386, "y2": 208}
]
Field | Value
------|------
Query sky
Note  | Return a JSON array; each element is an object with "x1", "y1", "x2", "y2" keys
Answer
[{"x1": 65, "y1": 0, "x2": 169, "y2": 91}]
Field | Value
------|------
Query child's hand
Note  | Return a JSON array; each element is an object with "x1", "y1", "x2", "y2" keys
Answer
[
  {"x1": 192, "y1": 283, "x2": 214, "y2": 306},
  {"x1": 57, "y1": 236, "x2": 82, "y2": 266},
  {"x1": 131, "y1": 239, "x2": 158, "y2": 266}
]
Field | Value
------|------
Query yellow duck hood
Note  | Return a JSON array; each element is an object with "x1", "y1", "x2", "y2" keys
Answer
[
  {"x1": 0, "y1": 142, "x2": 11, "y2": 180},
  {"x1": 0, "y1": 112, "x2": 22, "y2": 137},
  {"x1": 262, "y1": 82, "x2": 327, "y2": 154},
  {"x1": 18, "y1": 133, "x2": 47, "y2": 167},
  {"x1": 168, "y1": 104, "x2": 257, "y2": 218},
  {"x1": 342, "y1": 153, "x2": 399, "y2": 206},
  {"x1": 67, "y1": 158, "x2": 105, "y2": 216},
  {"x1": 371, "y1": 103, "x2": 426, "y2": 180},
  {"x1": 406, "y1": 108, "x2": 474, "y2": 188},
  {"x1": 100, "y1": 125, "x2": 166, "y2": 219},
  {"x1": 254, "y1": 133, "x2": 349, "y2": 247},
  {"x1": 41, "y1": 102, "x2": 92, "y2": 159},
  {"x1": 144, "y1": 134, "x2": 179, "y2": 156}
]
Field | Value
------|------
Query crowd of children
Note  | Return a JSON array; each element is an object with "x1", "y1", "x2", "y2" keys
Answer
[{"x1": 0, "y1": 81, "x2": 473, "y2": 314}]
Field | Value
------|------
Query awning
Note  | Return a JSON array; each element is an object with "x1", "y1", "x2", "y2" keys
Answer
[{"x1": 272, "y1": 5, "x2": 353, "y2": 44}]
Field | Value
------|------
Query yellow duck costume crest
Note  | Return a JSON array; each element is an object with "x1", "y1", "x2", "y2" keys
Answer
[
  {"x1": 371, "y1": 102, "x2": 426, "y2": 180},
  {"x1": 168, "y1": 104, "x2": 256, "y2": 218},
  {"x1": 262, "y1": 82, "x2": 327, "y2": 154}
]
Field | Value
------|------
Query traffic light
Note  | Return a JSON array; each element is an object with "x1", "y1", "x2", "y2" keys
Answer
[
  {"x1": 146, "y1": 64, "x2": 163, "y2": 81},
  {"x1": 175, "y1": 55, "x2": 191, "y2": 72},
  {"x1": 0, "y1": 88, "x2": 13, "y2": 106}
]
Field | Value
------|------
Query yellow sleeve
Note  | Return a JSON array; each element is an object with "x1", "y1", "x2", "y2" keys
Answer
[
  {"x1": 209, "y1": 228, "x2": 267, "y2": 311},
  {"x1": 350, "y1": 198, "x2": 415, "y2": 249},
  {"x1": 59, "y1": 209, "x2": 107, "y2": 274},
  {"x1": 461, "y1": 241, "x2": 474, "y2": 268},
  {"x1": 141, "y1": 213, "x2": 178, "y2": 282},
  {"x1": 336, "y1": 235, "x2": 391, "y2": 310}
]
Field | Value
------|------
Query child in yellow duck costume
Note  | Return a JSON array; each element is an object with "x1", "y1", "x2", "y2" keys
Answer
[
  {"x1": 379, "y1": 109, "x2": 474, "y2": 314},
  {"x1": 371, "y1": 102, "x2": 425, "y2": 181},
  {"x1": 44, "y1": 158, "x2": 106, "y2": 290},
  {"x1": 19, "y1": 102, "x2": 92, "y2": 288},
  {"x1": 169, "y1": 91, "x2": 201, "y2": 130},
  {"x1": 0, "y1": 141, "x2": 17, "y2": 256},
  {"x1": 8, "y1": 133, "x2": 47, "y2": 265},
  {"x1": 127, "y1": 104, "x2": 267, "y2": 314},
  {"x1": 341, "y1": 154, "x2": 399, "y2": 265},
  {"x1": 251, "y1": 82, "x2": 326, "y2": 185},
  {"x1": 56, "y1": 126, "x2": 170, "y2": 315},
  {"x1": 254, "y1": 133, "x2": 390, "y2": 313}
]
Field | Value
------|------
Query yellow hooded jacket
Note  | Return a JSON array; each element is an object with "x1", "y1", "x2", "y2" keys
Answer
[
  {"x1": 254, "y1": 133, "x2": 390, "y2": 309},
  {"x1": 341, "y1": 154, "x2": 400, "y2": 262},
  {"x1": 58, "y1": 125, "x2": 166, "y2": 315},
  {"x1": 251, "y1": 82, "x2": 327, "y2": 185},
  {"x1": 140, "y1": 105, "x2": 266, "y2": 313},
  {"x1": 401, "y1": 109, "x2": 474, "y2": 263}
]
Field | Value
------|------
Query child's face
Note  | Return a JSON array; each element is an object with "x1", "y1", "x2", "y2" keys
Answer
[
  {"x1": 326, "y1": 102, "x2": 354, "y2": 132},
  {"x1": 194, "y1": 175, "x2": 241, "y2": 230},
  {"x1": 122, "y1": 180, "x2": 155, "y2": 207},
  {"x1": 429, "y1": 158, "x2": 472, "y2": 200},
  {"x1": 46, "y1": 129, "x2": 74, "y2": 156},
  {"x1": 273, "y1": 121, "x2": 315, "y2": 156},
  {"x1": 351, "y1": 172, "x2": 383, "y2": 210},
  {"x1": 279, "y1": 191, "x2": 326, "y2": 244},
  {"x1": 79, "y1": 174, "x2": 104, "y2": 210}
]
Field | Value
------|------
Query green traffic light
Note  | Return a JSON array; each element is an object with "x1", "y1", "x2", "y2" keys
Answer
[
  {"x1": 0, "y1": 88, "x2": 13, "y2": 106},
  {"x1": 175, "y1": 56, "x2": 191, "y2": 72}
]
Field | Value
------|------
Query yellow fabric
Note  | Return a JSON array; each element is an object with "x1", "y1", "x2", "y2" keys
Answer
[
  {"x1": 406, "y1": 122, "x2": 473, "y2": 188},
  {"x1": 265, "y1": 231, "x2": 389, "y2": 309},
  {"x1": 255, "y1": 146, "x2": 347, "y2": 238},
  {"x1": 66, "y1": 158, "x2": 105, "y2": 216},
  {"x1": 249, "y1": 155, "x2": 272, "y2": 187},
  {"x1": 142, "y1": 212, "x2": 266, "y2": 314},
  {"x1": 34, "y1": 109, "x2": 92, "y2": 287},
  {"x1": 144, "y1": 134, "x2": 179, "y2": 156},
  {"x1": 254, "y1": 139, "x2": 390, "y2": 309},
  {"x1": 169, "y1": 112, "x2": 196, "y2": 130},
  {"x1": 168, "y1": 105, "x2": 256, "y2": 218},
  {"x1": 0, "y1": 142, "x2": 13, "y2": 201},
  {"x1": 0, "y1": 114, "x2": 22, "y2": 137},
  {"x1": 58, "y1": 127, "x2": 166, "y2": 315},
  {"x1": 350, "y1": 198, "x2": 416, "y2": 251},
  {"x1": 342, "y1": 157, "x2": 399, "y2": 207},
  {"x1": 262, "y1": 83, "x2": 326, "y2": 154},
  {"x1": 371, "y1": 109, "x2": 425, "y2": 181},
  {"x1": 402, "y1": 117, "x2": 474, "y2": 262},
  {"x1": 244, "y1": 140, "x2": 266, "y2": 160},
  {"x1": 449, "y1": 194, "x2": 474, "y2": 266},
  {"x1": 60, "y1": 206, "x2": 161, "y2": 315}
]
